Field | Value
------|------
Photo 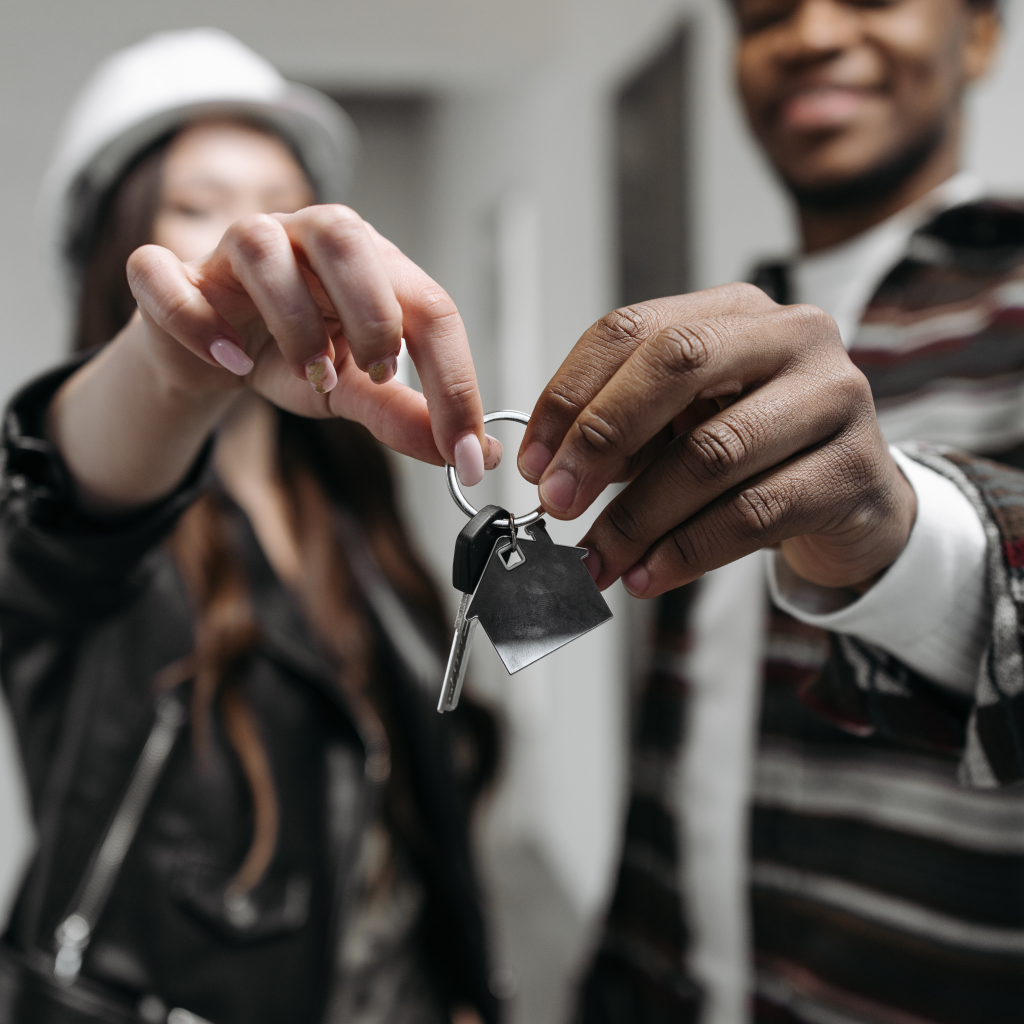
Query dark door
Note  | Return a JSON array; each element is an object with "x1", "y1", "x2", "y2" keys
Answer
[{"x1": 616, "y1": 27, "x2": 691, "y2": 307}]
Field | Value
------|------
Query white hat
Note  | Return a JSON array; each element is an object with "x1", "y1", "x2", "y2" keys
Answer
[{"x1": 40, "y1": 27, "x2": 359, "y2": 298}]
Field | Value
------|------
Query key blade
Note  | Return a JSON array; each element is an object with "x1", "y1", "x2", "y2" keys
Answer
[
  {"x1": 446, "y1": 618, "x2": 476, "y2": 709},
  {"x1": 438, "y1": 592, "x2": 474, "y2": 713}
]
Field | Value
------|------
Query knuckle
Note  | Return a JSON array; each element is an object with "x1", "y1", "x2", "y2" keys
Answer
[
  {"x1": 573, "y1": 408, "x2": 628, "y2": 458},
  {"x1": 225, "y1": 214, "x2": 287, "y2": 263},
  {"x1": 653, "y1": 324, "x2": 714, "y2": 377},
  {"x1": 840, "y1": 364, "x2": 874, "y2": 410},
  {"x1": 408, "y1": 288, "x2": 464, "y2": 354},
  {"x1": 604, "y1": 497, "x2": 645, "y2": 547},
  {"x1": 308, "y1": 205, "x2": 367, "y2": 256},
  {"x1": 320, "y1": 203, "x2": 363, "y2": 225},
  {"x1": 787, "y1": 302, "x2": 841, "y2": 346},
  {"x1": 360, "y1": 311, "x2": 404, "y2": 349},
  {"x1": 729, "y1": 280, "x2": 775, "y2": 310},
  {"x1": 732, "y1": 483, "x2": 787, "y2": 538},
  {"x1": 531, "y1": 390, "x2": 571, "y2": 424},
  {"x1": 756, "y1": 304, "x2": 841, "y2": 372},
  {"x1": 592, "y1": 305, "x2": 655, "y2": 351},
  {"x1": 417, "y1": 285, "x2": 460, "y2": 328},
  {"x1": 684, "y1": 417, "x2": 751, "y2": 483},
  {"x1": 828, "y1": 374, "x2": 872, "y2": 429},
  {"x1": 811, "y1": 362, "x2": 874, "y2": 439},
  {"x1": 441, "y1": 372, "x2": 479, "y2": 411},
  {"x1": 542, "y1": 377, "x2": 596, "y2": 420},
  {"x1": 669, "y1": 523, "x2": 706, "y2": 574}
]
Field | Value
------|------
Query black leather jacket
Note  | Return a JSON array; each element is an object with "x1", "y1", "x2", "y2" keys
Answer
[{"x1": 0, "y1": 363, "x2": 497, "y2": 1024}]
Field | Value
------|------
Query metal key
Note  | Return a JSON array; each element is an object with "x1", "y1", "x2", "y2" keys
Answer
[
  {"x1": 438, "y1": 409, "x2": 614, "y2": 711},
  {"x1": 438, "y1": 504, "x2": 509, "y2": 712}
]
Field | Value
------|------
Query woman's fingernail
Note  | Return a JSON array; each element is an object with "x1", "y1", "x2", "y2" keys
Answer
[
  {"x1": 367, "y1": 352, "x2": 398, "y2": 385},
  {"x1": 583, "y1": 548, "x2": 602, "y2": 583},
  {"x1": 305, "y1": 356, "x2": 338, "y2": 394},
  {"x1": 519, "y1": 442, "x2": 552, "y2": 480},
  {"x1": 454, "y1": 433, "x2": 485, "y2": 487},
  {"x1": 210, "y1": 337, "x2": 253, "y2": 376},
  {"x1": 623, "y1": 564, "x2": 650, "y2": 596},
  {"x1": 539, "y1": 468, "x2": 577, "y2": 512},
  {"x1": 484, "y1": 435, "x2": 503, "y2": 470}
]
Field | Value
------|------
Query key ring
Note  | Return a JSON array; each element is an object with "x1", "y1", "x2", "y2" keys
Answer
[{"x1": 446, "y1": 410, "x2": 544, "y2": 529}]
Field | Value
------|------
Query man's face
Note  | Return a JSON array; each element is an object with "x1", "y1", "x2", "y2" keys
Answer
[{"x1": 735, "y1": 0, "x2": 998, "y2": 195}]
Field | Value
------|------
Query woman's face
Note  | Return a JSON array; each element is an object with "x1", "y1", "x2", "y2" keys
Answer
[{"x1": 152, "y1": 119, "x2": 315, "y2": 263}]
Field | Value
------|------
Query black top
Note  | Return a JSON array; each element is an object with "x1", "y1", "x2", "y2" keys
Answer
[{"x1": 0, "y1": 360, "x2": 497, "y2": 1024}]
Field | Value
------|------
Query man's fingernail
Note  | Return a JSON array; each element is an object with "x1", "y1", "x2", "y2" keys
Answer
[
  {"x1": 367, "y1": 352, "x2": 398, "y2": 385},
  {"x1": 454, "y1": 433, "x2": 485, "y2": 487},
  {"x1": 210, "y1": 338, "x2": 253, "y2": 376},
  {"x1": 583, "y1": 548, "x2": 601, "y2": 582},
  {"x1": 305, "y1": 356, "x2": 338, "y2": 394},
  {"x1": 623, "y1": 564, "x2": 650, "y2": 596},
  {"x1": 519, "y1": 442, "x2": 552, "y2": 480},
  {"x1": 540, "y1": 469, "x2": 577, "y2": 512},
  {"x1": 484, "y1": 435, "x2": 503, "y2": 470}
]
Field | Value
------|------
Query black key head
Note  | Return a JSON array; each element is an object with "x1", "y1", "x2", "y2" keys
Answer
[{"x1": 452, "y1": 504, "x2": 510, "y2": 594}]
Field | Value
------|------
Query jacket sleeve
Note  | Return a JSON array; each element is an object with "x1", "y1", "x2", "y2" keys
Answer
[
  {"x1": 804, "y1": 442, "x2": 1024, "y2": 787},
  {"x1": 0, "y1": 359, "x2": 210, "y2": 741}
]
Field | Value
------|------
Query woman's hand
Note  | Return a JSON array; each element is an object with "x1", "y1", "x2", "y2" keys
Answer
[
  {"x1": 127, "y1": 205, "x2": 483, "y2": 468},
  {"x1": 518, "y1": 283, "x2": 916, "y2": 597},
  {"x1": 50, "y1": 207, "x2": 493, "y2": 512}
]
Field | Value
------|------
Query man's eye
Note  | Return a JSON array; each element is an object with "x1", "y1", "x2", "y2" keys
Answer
[
  {"x1": 737, "y1": 0, "x2": 798, "y2": 34},
  {"x1": 738, "y1": 0, "x2": 902, "y2": 30}
]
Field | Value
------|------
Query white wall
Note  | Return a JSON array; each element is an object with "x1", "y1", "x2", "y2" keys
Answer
[
  {"x1": 394, "y1": 2, "x2": 687, "y2": 914},
  {"x1": 2, "y1": 0, "x2": 1024, "y2": 928},
  {"x1": 966, "y1": 1, "x2": 1024, "y2": 193}
]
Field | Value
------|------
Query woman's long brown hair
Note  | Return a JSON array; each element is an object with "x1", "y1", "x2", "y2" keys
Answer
[{"x1": 72, "y1": 131, "x2": 494, "y2": 898}]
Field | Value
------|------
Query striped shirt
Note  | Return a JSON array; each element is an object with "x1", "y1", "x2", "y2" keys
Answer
[{"x1": 578, "y1": 193, "x2": 1024, "y2": 1024}]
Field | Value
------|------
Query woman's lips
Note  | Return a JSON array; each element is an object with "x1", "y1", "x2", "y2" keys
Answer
[{"x1": 779, "y1": 87, "x2": 874, "y2": 130}]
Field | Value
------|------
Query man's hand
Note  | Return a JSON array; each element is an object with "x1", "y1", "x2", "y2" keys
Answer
[{"x1": 518, "y1": 283, "x2": 916, "y2": 598}]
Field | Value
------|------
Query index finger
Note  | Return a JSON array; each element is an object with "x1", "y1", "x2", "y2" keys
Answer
[
  {"x1": 366, "y1": 224, "x2": 486, "y2": 478},
  {"x1": 518, "y1": 283, "x2": 776, "y2": 482}
]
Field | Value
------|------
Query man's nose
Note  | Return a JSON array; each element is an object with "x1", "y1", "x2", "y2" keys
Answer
[{"x1": 779, "y1": 0, "x2": 863, "y2": 62}]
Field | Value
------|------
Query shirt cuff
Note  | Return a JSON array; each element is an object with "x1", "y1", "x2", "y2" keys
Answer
[{"x1": 767, "y1": 446, "x2": 988, "y2": 695}]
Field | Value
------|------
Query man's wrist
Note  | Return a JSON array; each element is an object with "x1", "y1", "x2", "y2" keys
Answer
[
  {"x1": 769, "y1": 447, "x2": 989, "y2": 695},
  {"x1": 778, "y1": 450, "x2": 917, "y2": 591}
]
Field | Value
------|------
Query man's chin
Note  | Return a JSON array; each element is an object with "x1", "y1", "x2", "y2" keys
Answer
[{"x1": 777, "y1": 119, "x2": 946, "y2": 214}]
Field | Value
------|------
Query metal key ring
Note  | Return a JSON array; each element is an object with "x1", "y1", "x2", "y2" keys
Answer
[{"x1": 446, "y1": 410, "x2": 544, "y2": 528}]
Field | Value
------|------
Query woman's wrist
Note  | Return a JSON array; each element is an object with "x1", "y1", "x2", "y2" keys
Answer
[{"x1": 48, "y1": 318, "x2": 238, "y2": 514}]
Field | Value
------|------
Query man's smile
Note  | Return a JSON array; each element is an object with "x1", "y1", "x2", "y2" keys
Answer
[{"x1": 777, "y1": 83, "x2": 883, "y2": 132}]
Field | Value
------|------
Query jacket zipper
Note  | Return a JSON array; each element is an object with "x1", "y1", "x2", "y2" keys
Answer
[{"x1": 53, "y1": 692, "x2": 186, "y2": 984}]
